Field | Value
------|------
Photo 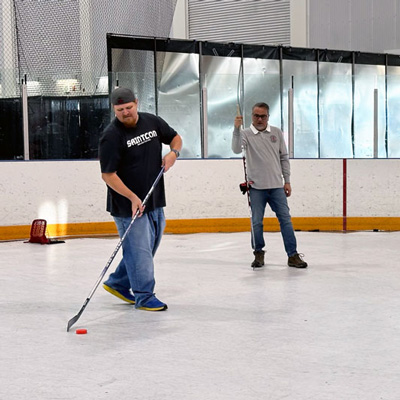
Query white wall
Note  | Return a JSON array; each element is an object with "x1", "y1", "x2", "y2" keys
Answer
[
  {"x1": 0, "y1": 158, "x2": 398, "y2": 228},
  {"x1": 347, "y1": 160, "x2": 400, "y2": 217},
  {"x1": 165, "y1": 159, "x2": 344, "y2": 219},
  {"x1": 170, "y1": 0, "x2": 188, "y2": 39},
  {"x1": 290, "y1": 0, "x2": 308, "y2": 47},
  {"x1": 0, "y1": 160, "x2": 107, "y2": 226}
]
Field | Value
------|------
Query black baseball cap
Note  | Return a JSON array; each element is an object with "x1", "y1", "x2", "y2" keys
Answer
[{"x1": 111, "y1": 87, "x2": 136, "y2": 105}]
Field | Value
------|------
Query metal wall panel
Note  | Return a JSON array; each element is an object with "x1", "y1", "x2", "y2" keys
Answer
[
  {"x1": 350, "y1": 0, "x2": 373, "y2": 52},
  {"x1": 372, "y1": 1, "x2": 396, "y2": 52},
  {"x1": 188, "y1": 0, "x2": 290, "y2": 46},
  {"x1": 309, "y1": 0, "x2": 352, "y2": 51},
  {"x1": 396, "y1": 0, "x2": 400, "y2": 46},
  {"x1": 309, "y1": 0, "x2": 400, "y2": 53}
]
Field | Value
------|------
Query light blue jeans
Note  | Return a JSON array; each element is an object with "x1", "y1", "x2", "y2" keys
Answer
[
  {"x1": 249, "y1": 187, "x2": 297, "y2": 257},
  {"x1": 104, "y1": 208, "x2": 166, "y2": 308}
]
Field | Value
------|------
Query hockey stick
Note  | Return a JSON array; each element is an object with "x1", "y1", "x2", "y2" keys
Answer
[
  {"x1": 241, "y1": 144, "x2": 257, "y2": 252},
  {"x1": 236, "y1": 104, "x2": 257, "y2": 261},
  {"x1": 236, "y1": 48, "x2": 254, "y2": 238},
  {"x1": 67, "y1": 167, "x2": 165, "y2": 332},
  {"x1": 236, "y1": 50, "x2": 258, "y2": 268}
]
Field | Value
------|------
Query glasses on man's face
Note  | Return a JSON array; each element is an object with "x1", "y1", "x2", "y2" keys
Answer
[{"x1": 252, "y1": 114, "x2": 269, "y2": 120}]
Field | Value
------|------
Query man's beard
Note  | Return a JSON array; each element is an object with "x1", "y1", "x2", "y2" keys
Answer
[{"x1": 122, "y1": 117, "x2": 136, "y2": 127}]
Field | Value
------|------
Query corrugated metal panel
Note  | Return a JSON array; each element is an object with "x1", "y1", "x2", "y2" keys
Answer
[
  {"x1": 396, "y1": 0, "x2": 400, "y2": 46},
  {"x1": 350, "y1": 0, "x2": 373, "y2": 52},
  {"x1": 188, "y1": 0, "x2": 290, "y2": 46},
  {"x1": 372, "y1": 0, "x2": 396, "y2": 52},
  {"x1": 309, "y1": 0, "x2": 399, "y2": 53}
]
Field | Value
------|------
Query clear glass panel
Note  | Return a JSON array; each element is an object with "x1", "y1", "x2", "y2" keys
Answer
[
  {"x1": 5, "y1": 39, "x2": 400, "y2": 161},
  {"x1": 0, "y1": 67, "x2": 23, "y2": 160},
  {"x1": 203, "y1": 57, "x2": 282, "y2": 158},
  {"x1": 110, "y1": 49, "x2": 156, "y2": 114},
  {"x1": 157, "y1": 52, "x2": 201, "y2": 158},
  {"x1": 282, "y1": 60, "x2": 318, "y2": 158},
  {"x1": 109, "y1": 71, "x2": 156, "y2": 115},
  {"x1": 17, "y1": 70, "x2": 111, "y2": 160},
  {"x1": 203, "y1": 56, "x2": 242, "y2": 158},
  {"x1": 0, "y1": 97, "x2": 23, "y2": 160},
  {"x1": 353, "y1": 64, "x2": 386, "y2": 158},
  {"x1": 319, "y1": 62, "x2": 353, "y2": 158},
  {"x1": 387, "y1": 66, "x2": 400, "y2": 158},
  {"x1": 110, "y1": 57, "x2": 202, "y2": 159},
  {"x1": 28, "y1": 95, "x2": 109, "y2": 159},
  {"x1": 242, "y1": 58, "x2": 281, "y2": 130}
]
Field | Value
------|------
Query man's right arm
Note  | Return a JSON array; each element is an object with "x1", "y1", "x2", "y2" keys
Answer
[
  {"x1": 101, "y1": 172, "x2": 144, "y2": 216},
  {"x1": 232, "y1": 115, "x2": 243, "y2": 154}
]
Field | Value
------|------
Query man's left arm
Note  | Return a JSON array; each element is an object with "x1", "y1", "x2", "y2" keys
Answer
[
  {"x1": 278, "y1": 128, "x2": 291, "y2": 196},
  {"x1": 281, "y1": 156, "x2": 291, "y2": 197},
  {"x1": 162, "y1": 134, "x2": 183, "y2": 172}
]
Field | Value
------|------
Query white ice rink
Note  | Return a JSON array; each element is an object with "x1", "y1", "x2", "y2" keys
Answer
[{"x1": 1, "y1": 231, "x2": 400, "y2": 400}]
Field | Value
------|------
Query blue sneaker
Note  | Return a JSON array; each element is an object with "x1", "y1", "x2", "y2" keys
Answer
[
  {"x1": 138, "y1": 297, "x2": 168, "y2": 311},
  {"x1": 103, "y1": 283, "x2": 136, "y2": 304}
]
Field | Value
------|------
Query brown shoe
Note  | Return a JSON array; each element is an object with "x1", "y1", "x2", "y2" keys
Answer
[
  {"x1": 251, "y1": 250, "x2": 265, "y2": 269},
  {"x1": 288, "y1": 253, "x2": 308, "y2": 268}
]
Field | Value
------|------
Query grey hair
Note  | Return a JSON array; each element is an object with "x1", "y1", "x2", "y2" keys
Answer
[{"x1": 252, "y1": 102, "x2": 269, "y2": 112}]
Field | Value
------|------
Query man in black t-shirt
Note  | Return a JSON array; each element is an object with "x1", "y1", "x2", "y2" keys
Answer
[{"x1": 99, "y1": 87, "x2": 182, "y2": 311}]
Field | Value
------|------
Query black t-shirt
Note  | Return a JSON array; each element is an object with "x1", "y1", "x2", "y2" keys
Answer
[{"x1": 99, "y1": 112, "x2": 178, "y2": 217}]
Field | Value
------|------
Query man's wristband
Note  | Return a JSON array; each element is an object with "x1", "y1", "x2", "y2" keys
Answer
[{"x1": 171, "y1": 149, "x2": 180, "y2": 158}]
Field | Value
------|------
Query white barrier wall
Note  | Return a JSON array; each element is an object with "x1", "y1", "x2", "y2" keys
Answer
[
  {"x1": 0, "y1": 159, "x2": 398, "y2": 228},
  {"x1": 164, "y1": 159, "x2": 344, "y2": 219},
  {"x1": 347, "y1": 160, "x2": 400, "y2": 217}
]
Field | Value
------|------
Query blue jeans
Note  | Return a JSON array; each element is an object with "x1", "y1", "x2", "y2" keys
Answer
[
  {"x1": 104, "y1": 208, "x2": 166, "y2": 308},
  {"x1": 249, "y1": 187, "x2": 297, "y2": 257}
]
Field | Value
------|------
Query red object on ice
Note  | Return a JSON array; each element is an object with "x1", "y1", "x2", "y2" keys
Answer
[
  {"x1": 28, "y1": 219, "x2": 50, "y2": 244},
  {"x1": 27, "y1": 219, "x2": 64, "y2": 244},
  {"x1": 76, "y1": 329, "x2": 88, "y2": 335}
]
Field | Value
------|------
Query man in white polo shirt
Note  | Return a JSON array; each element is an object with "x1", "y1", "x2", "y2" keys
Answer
[{"x1": 232, "y1": 102, "x2": 307, "y2": 269}]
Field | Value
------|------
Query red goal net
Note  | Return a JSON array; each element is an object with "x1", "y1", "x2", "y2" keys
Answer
[{"x1": 28, "y1": 219, "x2": 64, "y2": 244}]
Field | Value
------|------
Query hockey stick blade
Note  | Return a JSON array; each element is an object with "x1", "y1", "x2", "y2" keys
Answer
[
  {"x1": 67, "y1": 298, "x2": 90, "y2": 332},
  {"x1": 66, "y1": 167, "x2": 165, "y2": 332}
]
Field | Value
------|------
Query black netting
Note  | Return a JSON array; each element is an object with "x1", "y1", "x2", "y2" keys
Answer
[
  {"x1": 0, "y1": 0, "x2": 178, "y2": 159},
  {"x1": 13, "y1": 0, "x2": 178, "y2": 97}
]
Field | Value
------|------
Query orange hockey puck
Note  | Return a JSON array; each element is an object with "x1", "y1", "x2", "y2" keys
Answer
[{"x1": 76, "y1": 328, "x2": 87, "y2": 334}]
